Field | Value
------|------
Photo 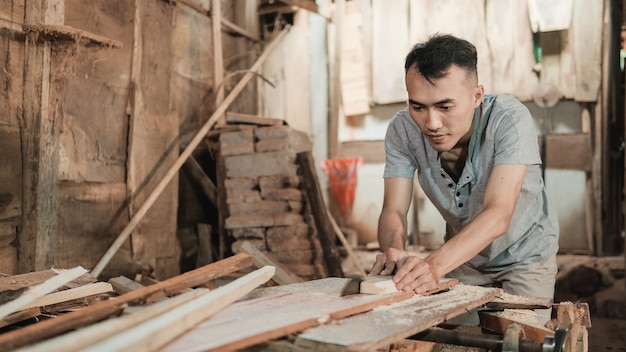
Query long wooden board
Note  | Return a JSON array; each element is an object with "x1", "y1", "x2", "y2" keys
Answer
[
  {"x1": 162, "y1": 282, "x2": 414, "y2": 351},
  {"x1": 295, "y1": 285, "x2": 502, "y2": 351}
]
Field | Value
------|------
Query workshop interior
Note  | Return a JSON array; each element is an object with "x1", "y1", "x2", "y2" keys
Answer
[{"x1": 0, "y1": 0, "x2": 624, "y2": 351}]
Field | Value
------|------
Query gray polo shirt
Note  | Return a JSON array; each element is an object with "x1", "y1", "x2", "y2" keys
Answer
[{"x1": 383, "y1": 94, "x2": 559, "y2": 271}]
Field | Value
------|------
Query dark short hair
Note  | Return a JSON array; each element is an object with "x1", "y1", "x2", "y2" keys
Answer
[{"x1": 404, "y1": 34, "x2": 478, "y2": 85}]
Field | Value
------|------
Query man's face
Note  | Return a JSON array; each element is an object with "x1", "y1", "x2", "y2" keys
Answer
[{"x1": 405, "y1": 65, "x2": 484, "y2": 152}]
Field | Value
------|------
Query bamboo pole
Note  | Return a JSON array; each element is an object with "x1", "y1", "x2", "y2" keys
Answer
[{"x1": 91, "y1": 28, "x2": 290, "y2": 278}]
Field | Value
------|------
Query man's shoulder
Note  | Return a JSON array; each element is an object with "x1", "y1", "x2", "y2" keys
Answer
[{"x1": 483, "y1": 93, "x2": 524, "y2": 108}]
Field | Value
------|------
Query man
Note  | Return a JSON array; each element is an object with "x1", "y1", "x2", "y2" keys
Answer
[{"x1": 370, "y1": 34, "x2": 559, "y2": 321}]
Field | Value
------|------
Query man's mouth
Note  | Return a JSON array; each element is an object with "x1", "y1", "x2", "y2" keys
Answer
[{"x1": 428, "y1": 134, "x2": 446, "y2": 143}]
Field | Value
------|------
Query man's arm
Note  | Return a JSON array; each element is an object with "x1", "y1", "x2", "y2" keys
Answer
[
  {"x1": 369, "y1": 177, "x2": 413, "y2": 275},
  {"x1": 394, "y1": 164, "x2": 527, "y2": 292}
]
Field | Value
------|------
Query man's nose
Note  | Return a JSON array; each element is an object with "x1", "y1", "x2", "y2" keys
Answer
[{"x1": 425, "y1": 110, "x2": 443, "y2": 131}]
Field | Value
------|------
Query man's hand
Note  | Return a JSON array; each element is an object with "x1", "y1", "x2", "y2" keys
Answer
[{"x1": 370, "y1": 248, "x2": 439, "y2": 293}]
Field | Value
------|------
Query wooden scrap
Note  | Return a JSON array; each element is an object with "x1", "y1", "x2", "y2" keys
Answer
[
  {"x1": 233, "y1": 240, "x2": 304, "y2": 285},
  {"x1": 360, "y1": 276, "x2": 459, "y2": 295},
  {"x1": 295, "y1": 285, "x2": 502, "y2": 351},
  {"x1": 162, "y1": 281, "x2": 414, "y2": 352},
  {"x1": 23, "y1": 282, "x2": 113, "y2": 310},
  {"x1": 22, "y1": 24, "x2": 122, "y2": 48},
  {"x1": 0, "y1": 307, "x2": 41, "y2": 329},
  {"x1": 296, "y1": 151, "x2": 345, "y2": 278},
  {"x1": 0, "y1": 269, "x2": 95, "y2": 294},
  {"x1": 85, "y1": 266, "x2": 275, "y2": 352},
  {"x1": 479, "y1": 309, "x2": 554, "y2": 343},
  {"x1": 486, "y1": 291, "x2": 553, "y2": 310},
  {"x1": 22, "y1": 288, "x2": 209, "y2": 352},
  {"x1": 0, "y1": 253, "x2": 253, "y2": 351},
  {"x1": 182, "y1": 155, "x2": 218, "y2": 206},
  {"x1": 0, "y1": 266, "x2": 87, "y2": 321},
  {"x1": 226, "y1": 111, "x2": 285, "y2": 126},
  {"x1": 108, "y1": 276, "x2": 145, "y2": 295}
]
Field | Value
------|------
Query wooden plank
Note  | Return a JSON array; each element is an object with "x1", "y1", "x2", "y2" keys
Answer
[
  {"x1": 329, "y1": 0, "x2": 344, "y2": 158},
  {"x1": 485, "y1": 292, "x2": 552, "y2": 310},
  {"x1": 221, "y1": 17, "x2": 260, "y2": 42},
  {"x1": 244, "y1": 277, "x2": 354, "y2": 300},
  {"x1": 211, "y1": 0, "x2": 225, "y2": 125},
  {"x1": 0, "y1": 254, "x2": 252, "y2": 351},
  {"x1": 572, "y1": 0, "x2": 603, "y2": 101},
  {"x1": 479, "y1": 309, "x2": 554, "y2": 343},
  {"x1": 295, "y1": 285, "x2": 502, "y2": 351},
  {"x1": 485, "y1": 0, "x2": 516, "y2": 95},
  {"x1": 108, "y1": 276, "x2": 145, "y2": 295},
  {"x1": 0, "y1": 269, "x2": 95, "y2": 294},
  {"x1": 0, "y1": 266, "x2": 87, "y2": 320},
  {"x1": 226, "y1": 111, "x2": 284, "y2": 126},
  {"x1": 339, "y1": 140, "x2": 385, "y2": 163},
  {"x1": 0, "y1": 307, "x2": 40, "y2": 329},
  {"x1": 84, "y1": 266, "x2": 275, "y2": 352},
  {"x1": 162, "y1": 285, "x2": 414, "y2": 352},
  {"x1": 182, "y1": 155, "x2": 218, "y2": 207},
  {"x1": 296, "y1": 152, "x2": 344, "y2": 277},
  {"x1": 22, "y1": 24, "x2": 122, "y2": 48},
  {"x1": 90, "y1": 28, "x2": 290, "y2": 278},
  {"x1": 32, "y1": 289, "x2": 207, "y2": 350},
  {"x1": 512, "y1": 0, "x2": 539, "y2": 102},
  {"x1": 544, "y1": 133, "x2": 591, "y2": 171},
  {"x1": 23, "y1": 288, "x2": 210, "y2": 352},
  {"x1": 23, "y1": 282, "x2": 113, "y2": 309},
  {"x1": 340, "y1": 1, "x2": 370, "y2": 117},
  {"x1": 233, "y1": 240, "x2": 304, "y2": 285},
  {"x1": 360, "y1": 276, "x2": 458, "y2": 295}
]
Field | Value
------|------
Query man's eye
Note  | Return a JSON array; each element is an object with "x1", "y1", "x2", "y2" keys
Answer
[
  {"x1": 412, "y1": 105, "x2": 425, "y2": 111},
  {"x1": 439, "y1": 105, "x2": 451, "y2": 111}
]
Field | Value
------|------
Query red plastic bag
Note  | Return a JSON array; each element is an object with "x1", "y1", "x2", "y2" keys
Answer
[{"x1": 321, "y1": 158, "x2": 363, "y2": 224}]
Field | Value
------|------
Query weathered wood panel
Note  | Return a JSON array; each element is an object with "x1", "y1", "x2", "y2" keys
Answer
[
  {"x1": 128, "y1": 0, "x2": 180, "y2": 279},
  {"x1": 409, "y1": 0, "x2": 492, "y2": 94}
]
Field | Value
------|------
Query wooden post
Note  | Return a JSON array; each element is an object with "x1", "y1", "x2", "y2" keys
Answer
[
  {"x1": 328, "y1": 0, "x2": 345, "y2": 159},
  {"x1": 18, "y1": 0, "x2": 64, "y2": 273},
  {"x1": 296, "y1": 152, "x2": 344, "y2": 277}
]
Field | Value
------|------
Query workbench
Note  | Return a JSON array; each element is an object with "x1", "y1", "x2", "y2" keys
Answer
[{"x1": 160, "y1": 277, "x2": 503, "y2": 351}]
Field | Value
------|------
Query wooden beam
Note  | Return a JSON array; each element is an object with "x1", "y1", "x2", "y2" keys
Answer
[
  {"x1": 221, "y1": 17, "x2": 260, "y2": 42},
  {"x1": 340, "y1": 140, "x2": 385, "y2": 163},
  {"x1": 19, "y1": 0, "x2": 62, "y2": 273},
  {"x1": 108, "y1": 276, "x2": 145, "y2": 295},
  {"x1": 226, "y1": 111, "x2": 284, "y2": 126},
  {"x1": 0, "y1": 307, "x2": 41, "y2": 329},
  {"x1": 22, "y1": 24, "x2": 122, "y2": 48},
  {"x1": 21, "y1": 288, "x2": 210, "y2": 352},
  {"x1": 0, "y1": 253, "x2": 252, "y2": 351},
  {"x1": 23, "y1": 282, "x2": 113, "y2": 309},
  {"x1": 182, "y1": 156, "x2": 218, "y2": 207},
  {"x1": 296, "y1": 152, "x2": 345, "y2": 278},
  {"x1": 211, "y1": 0, "x2": 225, "y2": 125},
  {"x1": 479, "y1": 309, "x2": 554, "y2": 343},
  {"x1": 328, "y1": 0, "x2": 344, "y2": 158},
  {"x1": 90, "y1": 28, "x2": 290, "y2": 278},
  {"x1": 83, "y1": 266, "x2": 275, "y2": 352}
]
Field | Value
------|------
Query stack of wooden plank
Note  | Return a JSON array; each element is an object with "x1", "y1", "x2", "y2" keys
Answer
[{"x1": 0, "y1": 253, "x2": 580, "y2": 351}]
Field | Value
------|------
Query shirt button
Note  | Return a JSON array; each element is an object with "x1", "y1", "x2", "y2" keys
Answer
[
  {"x1": 456, "y1": 191, "x2": 460, "y2": 196},
  {"x1": 458, "y1": 203, "x2": 464, "y2": 208},
  {"x1": 448, "y1": 183, "x2": 454, "y2": 188},
  {"x1": 441, "y1": 173, "x2": 446, "y2": 178}
]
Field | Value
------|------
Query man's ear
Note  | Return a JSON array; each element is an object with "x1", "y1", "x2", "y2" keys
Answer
[{"x1": 473, "y1": 85, "x2": 485, "y2": 108}]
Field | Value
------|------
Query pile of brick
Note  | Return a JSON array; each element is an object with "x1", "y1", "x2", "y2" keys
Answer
[{"x1": 218, "y1": 125, "x2": 326, "y2": 280}]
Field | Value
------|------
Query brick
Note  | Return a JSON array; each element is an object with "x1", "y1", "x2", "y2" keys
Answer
[
  {"x1": 226, "y1": 190, "x2": 261, "y2": 204},
  {"x1": 282, "y1": 263, "x2": 323, "y2": 279},
  {"x1": 260, "y1": 188, "x2": 302, "y2": 201},
  {"x1": 270, "y1": 248, "x2": 317, "y2": 264},
  {"x1": 231, "y1": 239, "x2": 267, "y2": 252},
  {"x1": 230, "y1": 227, "x2": 266, "y2": 240},
  {"x1": 266, "y1": 223, "x2": 309, "y2": 237},
  {"x1": 259, "y1": 174, "x2": 300, "y2": 189},
  {"x1": 254, "y1": 127, "x2": 311, "y2": 154},
  {"x1": 224, "y1": 151, "x2": 297, "y2": 177},
  {"x1": 254, "y1": 126, "x2": 289, "y2": 140},
  {"x1": 220, "y1": 128, "x2": 254, "y2": 146},
  {"x1": 224, "y1": 213, "x2": 303, "y2": 229},
  {"x1": 267, "y1": 225, "x2": 313, "y2": 252},
  {"x1": 255, "y1": 139, "x2": 290, "y2": 153},
  {"x1": 224, "y1": 177, "x2": 258, "y2": 191},
  {"x1": 221, "y1": 142, "x2": 254, "y2": 156},
  {"x1": 288, "y1": 201, "x2": 303, "y2": 213},
  {"x1": 228, "y1": 201, "x2": 290, "y2": 216}
]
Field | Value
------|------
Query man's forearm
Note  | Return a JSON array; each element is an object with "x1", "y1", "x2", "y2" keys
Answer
[{"x1": 377, "y1": 211, "x2": 407, "y2": 252}]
